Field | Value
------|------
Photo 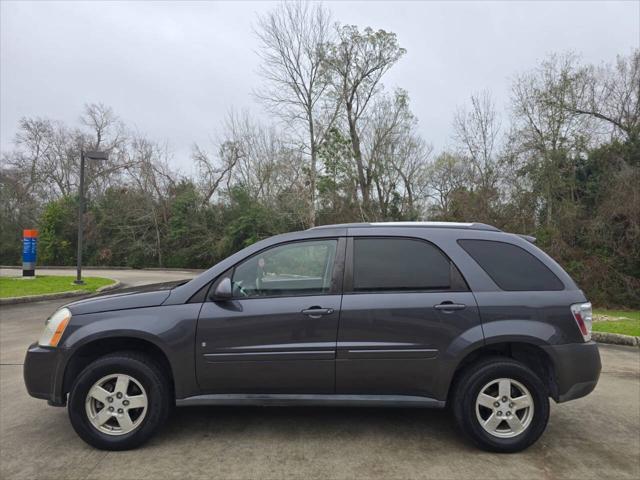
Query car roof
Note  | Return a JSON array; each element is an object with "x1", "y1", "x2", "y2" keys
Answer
[{"x1": 308, "y1": 221, "x2": 502, "y2": 232}]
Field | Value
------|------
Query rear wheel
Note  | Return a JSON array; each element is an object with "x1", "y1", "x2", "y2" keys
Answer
[
  {"x1": 452, "y1": 357, "x2": 550, "y2": 452},
  {"x1": 68, "y1": 351, "x2": 170, "y2": 450}
]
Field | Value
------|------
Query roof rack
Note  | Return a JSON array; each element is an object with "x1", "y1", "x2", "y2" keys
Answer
[{"x1": 309, "y1": 221, "x2": 501, "y2": 232}]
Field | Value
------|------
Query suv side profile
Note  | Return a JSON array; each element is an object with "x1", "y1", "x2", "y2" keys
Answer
[{"x1": 24, "y1": 222, "x2": 601, "y2": 452}]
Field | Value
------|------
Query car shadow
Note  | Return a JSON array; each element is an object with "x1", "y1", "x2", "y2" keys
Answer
[{"x1": 155, "y1": 405, "x2": 472, "y2": 450}]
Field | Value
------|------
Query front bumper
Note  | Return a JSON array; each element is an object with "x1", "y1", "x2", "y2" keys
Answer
[
  {"x1": 23, "y1": 343, "x2": 66, "y2": 406},
  {"x1": 542, "y1": 341, "x2": 601, "y2": 403}
]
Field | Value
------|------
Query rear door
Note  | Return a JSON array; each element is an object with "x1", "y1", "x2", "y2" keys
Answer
[
  {"x1": 196, "y1": 238, "x2": 345, "y2": 394},
  {"x1": 336, "y1": 236, "x2": 480, "y2": 399}
]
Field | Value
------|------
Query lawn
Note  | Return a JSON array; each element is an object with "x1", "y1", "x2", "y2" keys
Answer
[
  {"x1": 593, "y1": 309, "x2": 640, "y2": 337},
  {"x1": 0, "y1": 275, "x2": 115, "y2": 298},
  {"x1": 593, "y1": 319, "x2": 640, "y2": 337},
  {"x1": 593, "y1": 309, "x2": 640, "y2": 321}
]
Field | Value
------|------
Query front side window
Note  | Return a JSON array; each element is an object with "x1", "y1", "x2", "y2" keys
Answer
[
  {"x1": 458, "y1": 239, "x2": 564, "y2": 291},
  {"x1": 232, "y1": 240, "x2": 337, "y2": 298},
  {"x1": 352, "y1": 238, "x2": 455, "y2": 292}
]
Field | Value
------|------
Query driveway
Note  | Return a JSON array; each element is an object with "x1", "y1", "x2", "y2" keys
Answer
[
  {"x1": 0, "y1": 278, "x2": 638, "y2": 479},
  {"x1": 0, "y1": 267, "x2": 201, "y2": 288}
]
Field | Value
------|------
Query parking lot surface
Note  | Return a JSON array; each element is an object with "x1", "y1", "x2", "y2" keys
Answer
[{"x1": 1, "y1": 270, "x2": 638, "y2": 479}]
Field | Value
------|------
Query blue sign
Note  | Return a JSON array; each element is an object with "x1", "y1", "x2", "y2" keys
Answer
[
  {"x1": 23, "y1": 237, "x2": 37, "y2": 263},
  {"x1": 22, "y1": 230, "x2": 38, "y2": 275}
]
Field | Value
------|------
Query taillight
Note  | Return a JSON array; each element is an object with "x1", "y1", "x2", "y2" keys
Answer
[{"x1": 570, "y1": 302, "x2": 592, "y2": 342}]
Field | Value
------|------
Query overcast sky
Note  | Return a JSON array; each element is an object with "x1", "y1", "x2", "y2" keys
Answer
[{"x1": 1, "y1": 0, "x2": 638, "y2": 173}]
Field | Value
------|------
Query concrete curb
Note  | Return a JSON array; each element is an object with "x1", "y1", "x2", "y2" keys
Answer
[
  {"x1": 593, "y1": 331, "x2": 640, "y2": 347},
  {"x1": 96, "y1": 280, "x2": 122, "y2": 293},
  {"x1": 0, "y1": 280, "x2": 121, "y2": 306}
]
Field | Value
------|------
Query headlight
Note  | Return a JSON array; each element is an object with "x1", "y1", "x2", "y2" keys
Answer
[{"x1": 38, "y1": 308, "x2": 71, "y2": 347}]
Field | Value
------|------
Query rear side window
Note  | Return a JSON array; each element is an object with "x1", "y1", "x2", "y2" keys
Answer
[
  {"x1": 352, "y1": 238, "x2": 460, "y2": 292},
  {"x1": 458, "y1": 239, "x2": 564, "y2": 291}
]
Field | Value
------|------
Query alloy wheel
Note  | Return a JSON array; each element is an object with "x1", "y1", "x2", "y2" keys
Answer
[
  {"x1": 85, "y1": 373, "x2": 148, "y2": 436},
  {"x1": 475, "y1": 377, "x2": 534, "y2": 438}
]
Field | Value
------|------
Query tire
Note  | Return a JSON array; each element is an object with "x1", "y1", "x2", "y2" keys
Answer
[
  {"x1": 68, "y1": 351, "x2": 171, "y2": 451},
  {"x1": 452, "y1": 357, "x2": 550, "y2": 453}
]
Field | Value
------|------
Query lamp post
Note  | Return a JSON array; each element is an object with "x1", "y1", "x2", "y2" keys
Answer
[{"x1": 74, "y1": 149, "x2": 108, "y2": 285}]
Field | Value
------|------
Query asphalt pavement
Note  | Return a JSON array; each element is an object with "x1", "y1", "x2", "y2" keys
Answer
[
  {"x1": 0, "y1": 269, "x2": 638, "y2": 479},
  {"x1": 0, "y1": 267, "x2": 200, "y2": 287}
]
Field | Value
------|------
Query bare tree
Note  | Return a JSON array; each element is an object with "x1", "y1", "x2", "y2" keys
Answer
[
  {"x1": 574, "y1": 50, "x2": 640, "y2": 142},
  {"x1": 124, "y1": 136, "x2": 178, "y2": 266},
  {"x1": 424, "y1": 152, "x2": 469, "y2": 219},
  {"x1": 8, "y1": 117, "x2": 80, "y2": 199},
  {"x1": 80, "y1": 103, "x2": 124, "y2": 150},
  {"x1": 9, "y1": 117, "x2": 54, "y2": 199},
  {"x1": 453, "y1": 91, "x2": 504, "y2": 220},
  {"x1": 6, "y1": 104, "x2": 131, "y2": 205},
  {"x1": 254, "y1": 1, "x2": 335, "y2": 227},
  {"x1": 361, "y1": 89, "x2": 429, "y2": 219},
  {"x1": 196, "y1": 110, "x2": 309, "y2": 226},
  {"x1": 454, "y1": 92, "x2": 501, "y2": 188},
  {"x1": 510, "y1": 53, "x2": 595, "y2": 226},
  {"x1": 391, "y1": 134, "x2": 433, "y2": 217},
  {"x1": 324, "y1": 25, "x2": 406, "y2": 215},
  {"x1": 79, "y1": 103, "x2": 130, "y2": 197}
]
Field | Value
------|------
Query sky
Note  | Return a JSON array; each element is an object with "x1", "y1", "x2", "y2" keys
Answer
[{"x1": 1, "y1": 0, "x2": 638, "y2": 173}]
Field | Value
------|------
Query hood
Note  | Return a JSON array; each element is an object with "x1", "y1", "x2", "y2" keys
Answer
[{"x1": 65, "y1": 279, "x2": 190, "y2": 315}]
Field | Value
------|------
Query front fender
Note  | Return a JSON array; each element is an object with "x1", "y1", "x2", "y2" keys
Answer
[{"x1": 56, "y1": 303, "x2": 201, "y2": 400}]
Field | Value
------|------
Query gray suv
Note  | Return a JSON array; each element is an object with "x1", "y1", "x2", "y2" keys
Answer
[{"x1": 24, "y1": 222, "x2": 601, "y2": 452}]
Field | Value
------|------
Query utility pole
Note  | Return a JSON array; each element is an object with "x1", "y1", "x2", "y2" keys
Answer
[
  {"x1": 74, "y1": 150, "x2": 108, "y2": 285},
  {"x1": 74, "y1": 151, "x2": 86, "y2": 285}
]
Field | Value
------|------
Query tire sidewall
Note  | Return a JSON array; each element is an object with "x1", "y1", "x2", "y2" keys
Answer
[
  {"x1": 458, "y1": 361, "x2": 550, "y2": 453},
  {"x1": 68, "y1": 354, "x2": 168, "y2": 450}
]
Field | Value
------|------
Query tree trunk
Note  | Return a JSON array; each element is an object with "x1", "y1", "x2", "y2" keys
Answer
[
  {"x1": 308, "y1": 117, "x2": 316, "y2": 228},
  {"x1": 347, "y1": 107, "x2": 369, "y2": 215}
]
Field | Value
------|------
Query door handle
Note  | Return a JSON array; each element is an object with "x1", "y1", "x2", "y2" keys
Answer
[
  {"x1": 301, "y1": 307, "x2": 334, "y2": 318},
  {"x1": 434, "y1": 302, "x2": 467, "y2": 312}
]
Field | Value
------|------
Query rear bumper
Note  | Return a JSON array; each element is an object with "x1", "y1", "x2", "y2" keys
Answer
[
  {"x1": 23, "y1": 343, "x2": 66, "y2": 406},
  {"x1": 542, "y1": 341, "x2": 601, "y2": 403}
]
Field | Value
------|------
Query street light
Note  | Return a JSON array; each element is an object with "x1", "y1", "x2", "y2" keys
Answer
[{"x1": 74, "y1": 150, "x2": 109, "y2": 285}]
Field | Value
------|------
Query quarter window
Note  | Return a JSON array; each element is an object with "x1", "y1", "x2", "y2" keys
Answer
[
  {"x1": 232, "y1": 240, "x2": 337, "y2": 298},
  {"x1": 352, "y1": 238, "x2": 456, "y2": 292},
  {"x1": 458, "y1": 239, "x2": 564, "y2": 291}
]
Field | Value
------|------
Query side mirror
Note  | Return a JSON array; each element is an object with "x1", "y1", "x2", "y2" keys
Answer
[{"x1": 210, "y1": 277, "x2": 232, "y2": 301}]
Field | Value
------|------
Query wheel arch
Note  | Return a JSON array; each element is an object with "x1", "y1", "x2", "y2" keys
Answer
[
  {"x1": 61, "y1": 334, "x2": 176, "y2": 402},
  {"x1": 446, "y1": 340, "x2": 559, "y2": 404}
]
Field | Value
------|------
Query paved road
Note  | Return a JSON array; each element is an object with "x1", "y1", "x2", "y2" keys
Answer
[
  {"x1": 1, "y1": 273, "x2": 638, "y2": 479},
  {"x1": 0, "y1": 267, "x2": 201, "y2": 287}
]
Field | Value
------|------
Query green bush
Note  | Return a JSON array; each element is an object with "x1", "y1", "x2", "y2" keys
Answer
[{"x1": 39, "y1": 197, "x2": 77, "y2": 266}]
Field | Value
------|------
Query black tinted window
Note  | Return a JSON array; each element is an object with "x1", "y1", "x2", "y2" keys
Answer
[
  {"x1": 458, "y1": 239, "x2": 564, "y2": 291},
  {"x1": 353, "y1": 238, "x2": 452, "y2": 291}
]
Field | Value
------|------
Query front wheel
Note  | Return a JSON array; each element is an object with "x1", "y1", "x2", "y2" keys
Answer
[
  {"x1": 452, "y1": 357, "x2": 550, "y2": 452},
  {"x1": 68, "y1": 352, "x2": 170, "y2": 450}
]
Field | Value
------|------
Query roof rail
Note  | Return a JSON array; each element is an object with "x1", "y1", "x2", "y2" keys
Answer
[
  {"x1": 517, "y1": 234, "x2": 537, "y2": 243},
  {"x1": 309, "y1": 221, "x2": 501, "y2": 232}
]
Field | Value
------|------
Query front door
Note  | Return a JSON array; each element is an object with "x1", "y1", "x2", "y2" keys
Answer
[
  {"x1": 196, "y1": 238, "x2": 345, "y2": 394},
  {"x1": 336, "y1": 236, "x2": 481, "y2": 399}
]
